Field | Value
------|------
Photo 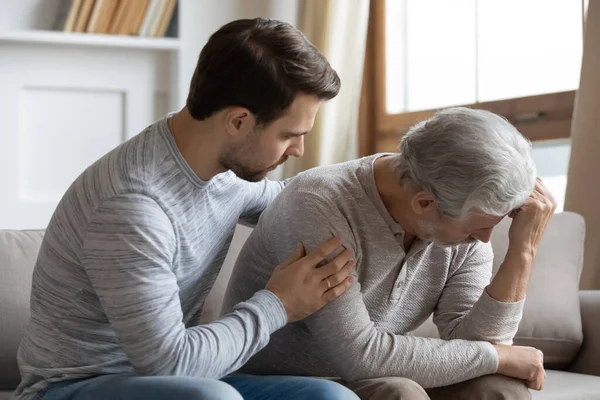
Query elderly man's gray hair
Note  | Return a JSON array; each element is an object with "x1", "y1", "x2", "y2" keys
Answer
[{"x1": 394, "y1": 107, "x2": 537, "y2": 220}]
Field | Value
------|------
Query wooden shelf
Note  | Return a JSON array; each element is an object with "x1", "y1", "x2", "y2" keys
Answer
[{"x1": 0, "y1": 30, "x2": 180, "y2": 51}]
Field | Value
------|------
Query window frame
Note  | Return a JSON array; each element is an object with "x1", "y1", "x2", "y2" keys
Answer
[{"x1": 359, "y1": 0, "x2": 581, "y2": 155}]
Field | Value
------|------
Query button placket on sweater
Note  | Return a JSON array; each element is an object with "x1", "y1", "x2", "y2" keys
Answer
[{"x1": 390, "y1": 232, "x2": 408, "y2": 301}]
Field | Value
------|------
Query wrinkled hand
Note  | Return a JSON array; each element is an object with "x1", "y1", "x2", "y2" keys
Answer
[
  {"x1": 494, "y1": 344, "x2": 545, "y2": 390},
  {"x1": 508, "y1": 178, "x2": 558, "y2": 256},
  {"x1": 266, "y1": 236, "x2": 355, "y2": 323}
]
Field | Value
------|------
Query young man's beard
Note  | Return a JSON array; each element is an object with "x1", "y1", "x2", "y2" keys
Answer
[
  {"x1": 220, "y1": 147, "x2": 285, "y2": 182},
  {"x1": 220, "y1": 155, "x2": 268, "y2": 182},
  {"x1": 220, "y1": 132, "x2": 289, "y2": 182}
]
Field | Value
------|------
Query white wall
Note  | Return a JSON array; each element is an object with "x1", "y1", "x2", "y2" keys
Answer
[{"x1": 0, "y1": 0, "x2": 61, "y2": 30}]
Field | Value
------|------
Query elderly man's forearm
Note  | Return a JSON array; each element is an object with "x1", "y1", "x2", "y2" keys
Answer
[{"x1": 486, "y1": 248, "x2": 534, "y2": 303}]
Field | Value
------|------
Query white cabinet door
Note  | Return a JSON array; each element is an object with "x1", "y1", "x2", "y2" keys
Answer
[{"x1": 0, "y1": 43, "x2": 172, "y2": 229}]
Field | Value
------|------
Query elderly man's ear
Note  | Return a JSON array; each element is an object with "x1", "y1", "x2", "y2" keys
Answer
[{"x1": 412, "y1": 192, "x2": 436, "y2": 216}]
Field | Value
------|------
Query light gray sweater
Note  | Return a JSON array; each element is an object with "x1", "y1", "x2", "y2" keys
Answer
[
  {"x1": 14, "y1": 116, "x2": 288, "y2": 400},
  {"x1": 223, "y1": 155, "x2": 525, "y2": 389}
]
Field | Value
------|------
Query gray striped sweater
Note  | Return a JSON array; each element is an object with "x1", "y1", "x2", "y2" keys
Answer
[{"x1": 14, "y1": 116, "x2": 287, "y2": 399}]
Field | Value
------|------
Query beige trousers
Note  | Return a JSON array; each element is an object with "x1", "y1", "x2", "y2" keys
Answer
[{"x1": 340, "y1": 375, "x2": 531, "y2": 400}]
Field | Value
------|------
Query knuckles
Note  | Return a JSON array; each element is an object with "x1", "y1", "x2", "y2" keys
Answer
[{"x1": 317, "y1": 248, "x2": 330, "y2": 259}]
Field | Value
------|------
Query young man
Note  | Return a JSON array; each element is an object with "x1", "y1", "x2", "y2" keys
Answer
[
  {"x1": 14, "y1": 19, "x2": 358, "y2": 400},
  {"x1": 224, "y1": 108, "x2": 557, "y2": 400}
]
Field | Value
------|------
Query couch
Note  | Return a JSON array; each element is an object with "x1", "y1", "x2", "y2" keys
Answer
[{"x1": 2, "y1": 212, "x2": 600, "y2": 399}]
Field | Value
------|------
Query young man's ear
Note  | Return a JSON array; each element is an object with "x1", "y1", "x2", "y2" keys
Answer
[
  {"x1": 224, "y1": 107, "x2": 256, "y2": 139},
  {"x1": 411, "y1": 191, "x2": 436, "y2": 216}
]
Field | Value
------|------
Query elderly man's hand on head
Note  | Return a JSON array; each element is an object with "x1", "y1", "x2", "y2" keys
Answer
[
  {"x1": 507, "y1": 178, "x2": 558, "y2": 259},
  {"x1": 487, "y1": 177, "x2": 557, "y2": 304}
]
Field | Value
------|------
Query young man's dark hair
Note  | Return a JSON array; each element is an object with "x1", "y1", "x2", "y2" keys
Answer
[{"x1": 187, "y1": 18, "x2": 341, "y2": 125}]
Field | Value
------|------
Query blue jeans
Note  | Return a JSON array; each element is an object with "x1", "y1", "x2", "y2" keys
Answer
[{"x1": 39, "y1": 373, "x2": 359, "y2": 400}]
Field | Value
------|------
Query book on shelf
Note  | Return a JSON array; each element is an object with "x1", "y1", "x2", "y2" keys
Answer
[
  {"x1": 53, "y1": 0, "x2": 83, "y2": 32},
  {"x1": 107, "y1": 0, "x2": 130, "y2": 34},
  {"x1": 156, "y1": 0, "x2": 177, "y2": 37},
  {"x1": 164, "y1": 2, "x2": 178, "y2": 38},
  {"x1": 139, "y1": 0, "x2": 160, "y2": 36},
  {"x1": 52, "y1": 0, "x2": 178, "y2": 38},
  {"x1": 120, "y1": 0, "x2": 151, "y2": 36},
  {"x1": 97, "y1": 0, "x2": 121, "y2": 33},
  {"x1": 74, "y1": 0, "x2": 96, "y2": 33},
  {"x1": 87, "y1": 0, "x2": 120, "y2": 34},
  {"x1": 139, "y1": 0, "x2": 178, "y2": 37}
]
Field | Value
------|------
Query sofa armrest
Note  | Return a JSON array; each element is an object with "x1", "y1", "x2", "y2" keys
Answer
[{"x1": 568, "y1": 290, "x2": 600, "y2": 376}]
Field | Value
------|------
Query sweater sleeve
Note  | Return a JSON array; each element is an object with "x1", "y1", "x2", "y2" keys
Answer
[
  {"x1": 433, "y1": 241, "x2": 525, "y2": 345},
  {"x1": 266, "y1": 191, "x2": 499, "y2": 388},
  {"x1": 81, "y1": 193, "x2": 287, "y2": 378}
]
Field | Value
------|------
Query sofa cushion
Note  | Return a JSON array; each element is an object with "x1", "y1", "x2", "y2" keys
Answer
[
  {"x1": 0, "y1": 391, "x2": 13, "y2": 400},
  {"x1": 0, "y1": 230, "x2": 44, "y2": 390},
  {"x1": 530, "y1": 370, "x2": 600, "y2": 399},
  {"x1": 491, "y1": 212, "x2": 585, "y2": 369}
]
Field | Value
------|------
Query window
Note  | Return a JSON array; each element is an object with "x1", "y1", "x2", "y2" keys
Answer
[
  {"x1": 531, "y1": 141, "x2": 571, "y2": 212},
  {"x1": 385, "y1": 0, "x2": 584, "y2": 114},
  {"x1": 360, "y1": 0, "x2": 587, "y2": 208}
]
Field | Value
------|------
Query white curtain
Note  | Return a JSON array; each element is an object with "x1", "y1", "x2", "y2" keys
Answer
[
  {"x1": 282, "y1": 0, "x2": 370, "y2": 178},
  {"x1": 564, "y1": 0, "x2": 600, "y2": 289}
]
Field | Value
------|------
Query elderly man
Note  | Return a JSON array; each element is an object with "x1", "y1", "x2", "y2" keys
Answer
[{"x1": 223, "y1": 107, "x2": 557, "y2": 399}]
